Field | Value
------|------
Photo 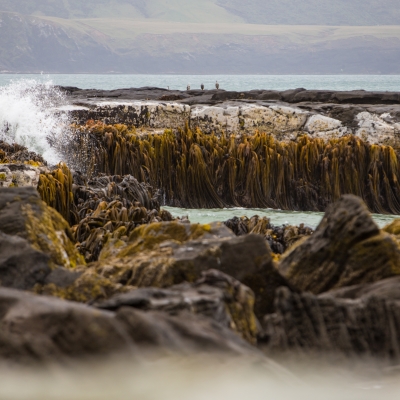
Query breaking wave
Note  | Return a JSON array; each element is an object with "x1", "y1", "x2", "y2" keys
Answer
[{"x1": 0, "y1": 79, "x2": 70, "y2": 164}]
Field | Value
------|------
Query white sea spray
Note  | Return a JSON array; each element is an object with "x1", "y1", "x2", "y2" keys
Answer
[{"x1": 0, "y1": 79, "x2": 70, "y2": 164}]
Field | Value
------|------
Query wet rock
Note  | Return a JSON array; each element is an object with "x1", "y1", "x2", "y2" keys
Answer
[
  {"x1": 278, "y1": 195, "x2": 400, "y2": 294},
  {"x1": 0, "y1": 287, "x2": 260, "y2": 365},
  {"x1": 261, "y1": 286, "x2": 400, "y2": 360},
  {"x1": 0, "y1": 187, "x2": 85, "y2": 271},
  {"x1": 97, "y1": 269, "x2": 259, "y2": 344}
]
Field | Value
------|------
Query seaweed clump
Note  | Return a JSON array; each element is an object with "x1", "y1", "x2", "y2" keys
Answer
[
  {"x1": 70, "y1": 121, "x2": 400, "y2": 214},
  {"x1": 0, "y1": 141, "x2": 46, "y2": 165},
  {"x1": 224, "y1": 215, "x2": 313, "y2": 254},
  {"x1": 37, "y1": 164, "x2": 172, "y2": 262}
]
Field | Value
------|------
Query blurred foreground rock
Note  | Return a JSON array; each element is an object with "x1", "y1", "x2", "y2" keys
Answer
[
  {"x1": 97, "y1": 269, "x2": 259, "y2": 344},
  {"x1": 261, "y1": 278, "x2": 400, "y2": 360},
  {"x1": 0, "y1": 285, "x2": 260, "y2": 365}
]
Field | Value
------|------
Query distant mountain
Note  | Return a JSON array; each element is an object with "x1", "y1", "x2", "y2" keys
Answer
[
  {"x1": 1, "y1": 1, "x2": 400, "y2": 74},
  {"x1": 2, "y1": 0, "x2": 400, "y2": 25}
]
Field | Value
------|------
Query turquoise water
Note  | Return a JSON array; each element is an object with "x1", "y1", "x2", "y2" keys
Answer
[
  {"x1": 163, "y1": 207, "x2": 398, "y2": 229},
  {"x1": 1, "y1": 74, "x2": 400, "y2": 92}
]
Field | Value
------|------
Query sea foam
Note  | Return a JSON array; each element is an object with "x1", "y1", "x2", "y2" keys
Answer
[{"x1": 0, "y1": 79, "x2": 70, "y2": 164}]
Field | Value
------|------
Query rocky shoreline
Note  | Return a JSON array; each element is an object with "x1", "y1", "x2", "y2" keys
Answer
[
  {"x1": 63, "y1": 87, "x2": 400, "y2": 145},
  {"x1": 2, "y1": 87, "x2": 400, "y2": 387}
]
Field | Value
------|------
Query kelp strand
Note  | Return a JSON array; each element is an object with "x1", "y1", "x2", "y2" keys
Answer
[{"x1": 65, "y1": 122, "x2": 400, "y2": 214}]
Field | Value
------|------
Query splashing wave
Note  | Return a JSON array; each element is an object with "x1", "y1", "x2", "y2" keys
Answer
[{"x1": 0, "y1": 79, "x2": 70, "y2": 164}]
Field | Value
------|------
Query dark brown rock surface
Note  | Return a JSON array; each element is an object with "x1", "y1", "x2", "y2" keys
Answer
[
  {"x1": 0, "y1": 287, "x2": 260, "y2": 365},
  {"x1": 97, "y1": 269, "x2": 259, "y2": 344},
  {"x1": 278, "y1": 195, "x2": 400, "y2": 294},
  {"x1": 261, "y1": 286, "x2": 400, "y2": 360},
  {"x1": 0, "y1": 187, "x2": 84, "y2": 290}
]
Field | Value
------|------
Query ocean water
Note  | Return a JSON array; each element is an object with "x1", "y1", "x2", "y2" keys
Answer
[
  {"x1": 0, "y1": 74, "x2": 400, "y2": 92},
  {"x1": 163, "y1": 207, "x2": 398, "y2": 229}
]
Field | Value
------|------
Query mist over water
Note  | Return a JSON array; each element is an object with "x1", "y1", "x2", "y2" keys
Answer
[{"x1": 0, "y1": 79, "x2": 69, "y2": 164}]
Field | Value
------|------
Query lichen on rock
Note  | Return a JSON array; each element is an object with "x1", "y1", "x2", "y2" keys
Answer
[
  {"x1": 278, "y1": 195, "x2": 400, "y2": 294},
  {"x1": 0, "y1": 187, "x2": 85, "y2": 271}
]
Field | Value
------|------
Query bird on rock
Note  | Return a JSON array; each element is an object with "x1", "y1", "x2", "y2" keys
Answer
[
  {"x1": 201, "y1": 83, "x2": 204, "y2": 90},
  {"x1": 187, "y1": 84, "x2": 191, "y2": 91},
  {"x1": 215, "y1": 81, "x2": 220, "y2": 90}
]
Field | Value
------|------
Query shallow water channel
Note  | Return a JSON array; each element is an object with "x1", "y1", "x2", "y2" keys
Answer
[{"x1": 163, "y1": 207, "x2": 398, "y2": 229}]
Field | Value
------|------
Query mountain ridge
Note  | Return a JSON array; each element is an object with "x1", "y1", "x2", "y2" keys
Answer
[
  {"x1": 1, "y1": 2, "x2": 400, "y2": 74},
  {"x1": 1, "y1": 0, "x2": 400, "y2": 25}
]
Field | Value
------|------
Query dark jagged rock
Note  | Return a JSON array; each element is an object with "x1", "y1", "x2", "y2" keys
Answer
[
  {"x1": 0, "y1": 232, "x2": 51, "y2": 290},
  {"x1": 321, "y1": 275, "x2": 400, "y2": 301},
  {"x1": 278, "y1": 195, "x2": 400, "y2": 294},
  {"x1": 0, "y1": 187, "x2": 84, "y2": 273},
  {"x1": 261, "y1": 286, "x2": 400, "y2": 361},
  {"x1": 0, "y1": 287, "x2": 260, "y2": 365},
  {"x1": 97, "y1": 269, "x2": 259, "y2": 344},
  {"x1": 66, "y1": 87, "x2": 400, "y2": 106},
  {"x1": 224, "y1": 215, "x2": 313, "y2": 255}
]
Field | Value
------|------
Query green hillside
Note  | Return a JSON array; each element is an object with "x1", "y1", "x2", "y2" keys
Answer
[{"x1": 2, "y1": 0, "x2": 400, "y2": 25}]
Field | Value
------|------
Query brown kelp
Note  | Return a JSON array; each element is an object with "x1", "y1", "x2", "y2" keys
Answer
[
  {"x1": 68, "y1": 121, "x2": 400, "y2": 214},
  {"x1": 38, "y1": 167, "x2": 168, "y2": 262},
  {"x1": 0, "y1": 140, "x2": 45, "y2": 165},
  {"x1": 72, "y1": 175, "x2": 169, "y2": 262},
  {"x1": 37, "y1": 162, "x2": 76, "y2": 225},
  {"x1": 224, "y1": 215, "x2": 313, "y2": 254}
]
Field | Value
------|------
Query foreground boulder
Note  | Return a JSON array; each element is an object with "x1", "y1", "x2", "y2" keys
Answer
[
  {"x1": 278, "y1": 195, "x2": 400, "y2": 294},
  {"x1": 97, "y1": 269, "x2": 259, "y2": 344},
  {"x1": 41, "y1": 221, "x2": 290, "y2": 318},
  {"x1": 0, "y1": 287, "x2": 260, "y2": 365},
  {"x1": 0, "y1": 187, "x2": 84, "y2": 290},
  {"x1": 261, "y1": 284, "x2": 400, "y2": 360}
]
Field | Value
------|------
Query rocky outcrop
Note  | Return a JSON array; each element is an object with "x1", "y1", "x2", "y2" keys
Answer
[
  {"x1": 65, "y1": 87, "x2": 400, "y2": 145},
  {"x1": 0, "y1": 286, "x2": 259, "y2": 365},
  {"x1": 278, "y1": 195, "x2": 400, "y2": 294},
  {"x1": 261, "y1": 284, "x2": 400, "y2": 360},
  {"x1": 97, "y1": 269, "x2": 259, "y2": 344},
  {"x1": 71, "y1": 102, "x2": 190, "y2": 130},
  {"x1": 0, "y1": 187, "x2": 84, "y2": 278},
  {"x1": 39, "y1": 221, "x2": 290, "y2": 319},
  {"x1": 0, "y1": 163, "x2": 47, "y2": 188}
]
